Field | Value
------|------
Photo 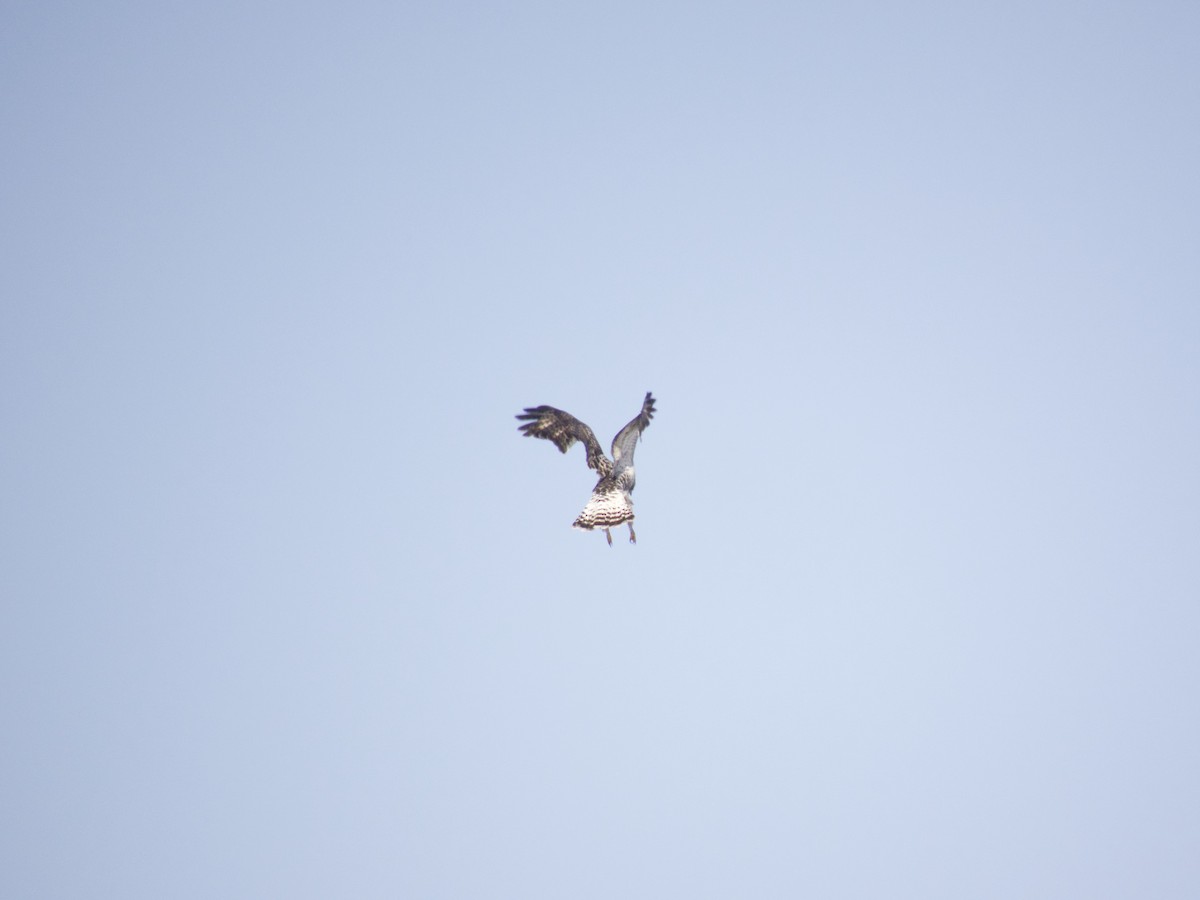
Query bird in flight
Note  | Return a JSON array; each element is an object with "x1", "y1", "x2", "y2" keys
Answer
[{"x1": 516, "y1": 392, "x2": 656, "y2": 545}]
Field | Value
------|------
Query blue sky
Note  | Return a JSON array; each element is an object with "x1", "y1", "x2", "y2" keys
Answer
[{"x1": 3, "y1": 2, "x2": 1199, "y2": 897}]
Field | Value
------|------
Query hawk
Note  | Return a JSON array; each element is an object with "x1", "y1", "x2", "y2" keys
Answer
[{"x1": 516, "y1": 392, "x2": 656, "y2": 545}]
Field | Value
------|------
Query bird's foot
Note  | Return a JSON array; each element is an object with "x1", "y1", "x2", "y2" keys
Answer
[
  {"x1": 628, "y1": 524, "x2": 637, "y2": 544},
  {"x1": 605, "y1": 528, "x2": 613, "y2": 546}
]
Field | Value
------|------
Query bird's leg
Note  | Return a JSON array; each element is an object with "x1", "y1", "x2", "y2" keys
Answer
[
  {"x1": 628, "y1": 523, "x2": 637, "y2": 544},
  {"x1": 605, "y1": 528, "x2": 613, "y2": 546}
]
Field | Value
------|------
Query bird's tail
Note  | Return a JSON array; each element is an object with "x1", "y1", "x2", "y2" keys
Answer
[{"x1": 572, "y1": 491, "x2": 633, "y2": 530}]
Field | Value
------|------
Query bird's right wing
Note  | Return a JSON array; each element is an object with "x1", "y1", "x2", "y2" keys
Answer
[
  {"x1": 516, "y1": 404, "x2": 610, "y2": 473},
  {"x1": 610, "y1": 392, "x2": 656, "y2": 469}
]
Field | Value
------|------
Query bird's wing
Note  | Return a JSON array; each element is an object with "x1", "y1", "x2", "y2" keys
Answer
[
  {"x1": 610, "y1": 392, "x2": 656, "y2": 471},
  {"x1": 516, "y1": 404, "x2": 610, "y2": 473}
]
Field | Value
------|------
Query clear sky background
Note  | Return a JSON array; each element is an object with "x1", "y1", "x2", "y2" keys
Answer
[{"x1": 3, "y1": 2, "x2": 1199, "y2": 898}]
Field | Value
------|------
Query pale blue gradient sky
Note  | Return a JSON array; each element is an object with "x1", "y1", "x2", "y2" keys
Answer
[{"x1": 3, "y1": 2, "x2": 1199, "y2": 898}]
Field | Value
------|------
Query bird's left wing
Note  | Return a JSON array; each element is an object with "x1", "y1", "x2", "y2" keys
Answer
[
  {"x1": 516, "y1": 404, "x2": 610, "y2": 473},
  {"x1": 610, "y1": 392, "x2": 656, "y2": 469}
]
